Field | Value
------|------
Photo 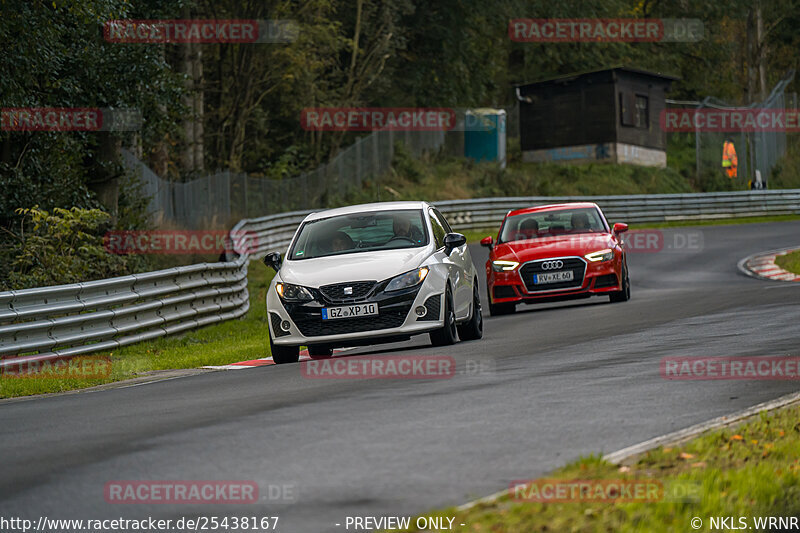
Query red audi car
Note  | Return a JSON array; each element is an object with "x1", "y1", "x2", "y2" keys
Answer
[{"x1": 480, "y1": 203, "x2": 630, "y2": 315}]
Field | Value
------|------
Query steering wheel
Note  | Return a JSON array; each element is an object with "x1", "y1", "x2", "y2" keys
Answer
[{"x1": 386, "y1": 236, "x2": 415, "y2": 244}]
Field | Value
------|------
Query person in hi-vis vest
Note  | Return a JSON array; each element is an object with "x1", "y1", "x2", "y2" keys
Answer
[{"x1": 722, "y1": 138, "x2": 738, "y2": 178}]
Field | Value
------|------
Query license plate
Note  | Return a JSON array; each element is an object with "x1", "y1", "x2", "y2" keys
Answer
[
  {"x1": 533, "y1": 271, "x2": 574, "y2": 284},
  {"x1": 321, "y1": 303, "x2": 378, "y2": 320}
]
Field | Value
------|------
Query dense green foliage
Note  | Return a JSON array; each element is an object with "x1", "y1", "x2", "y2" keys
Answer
[
  {"x1": 0, "y1": 0, "x2": 186, "y2": 219},
  {"x1": 1, "y1": 206, "x2": 146, "y2": 290}
]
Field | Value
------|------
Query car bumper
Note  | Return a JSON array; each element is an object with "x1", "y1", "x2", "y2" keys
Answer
[
  {"x1": 267, "y1": 278, "x2": 444, "y2": 346},
  {"x1": 488, "y1": 258, "x2": 622, "y2": 304}
]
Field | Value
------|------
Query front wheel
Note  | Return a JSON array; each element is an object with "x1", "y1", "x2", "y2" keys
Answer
[
  {"x1": 430, "y1": 287, "x2": 458, "y2": 346},
  {"x1": 270, "y1": 336, "x2": 300, "y2": 364},
  {"x1": 457, "y1": 283, "x2": 483, "y2": 341},
  {"x1": 609, "y1": 265, "x2": 631, "y2": 303}
]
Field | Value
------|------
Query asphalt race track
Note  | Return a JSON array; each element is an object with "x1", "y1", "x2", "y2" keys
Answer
[{"x1": 2, "y1": 222, "x2": 799, "y2": 532}]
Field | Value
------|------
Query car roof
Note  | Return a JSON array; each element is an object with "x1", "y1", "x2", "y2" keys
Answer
[
  {"x1": 506, "y1": 202, "x2": 600, "y2": 218},
  {"x1": 304, "y1": 201, "x2": 430, "y2": 222}
]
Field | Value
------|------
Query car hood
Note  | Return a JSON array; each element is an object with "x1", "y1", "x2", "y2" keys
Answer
[
  {"x1": 279, "y1": 247, "x2": 431, "y2": 287},
  {"x1": 493, "y1": 233, "x2": 615, "y2": 262}
]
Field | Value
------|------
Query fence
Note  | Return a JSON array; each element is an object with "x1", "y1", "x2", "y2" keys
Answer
[
  {"x1": 2, "y1": 189, "x2": 799, "y2": 367},
  {"x1": 125, "y1": 128, "x2": 448, "y2": 230},
  {"x1": 668, "y1": 70, "x2": 796, "y2": 188}
]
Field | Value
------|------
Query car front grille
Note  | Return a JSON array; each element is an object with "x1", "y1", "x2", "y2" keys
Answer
[
  {"x1": 294, "y1": 305, "x2": 411, "y2": 337},
  {"x1": 519, "y1": 258, "x2": 586, "y2": 292},
  {"x1": 318, "y1": 281, "x2": 376, "y2": 303}
]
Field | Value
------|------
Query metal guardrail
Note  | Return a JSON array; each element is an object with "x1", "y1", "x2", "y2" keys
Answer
[
  {"x1": 1, "y1": 189, "x2": 799, "y2": 365},
  {"x1": 435, "y1": 190, "x2": 800, "y2": 230},
  {"x1": 0, "y1": 258, "x2": 249, "y2": 367}
]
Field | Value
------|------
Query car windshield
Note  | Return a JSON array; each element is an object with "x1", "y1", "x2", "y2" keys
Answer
[
  {"x1": 289, "y1": 209, "x2": 429, "y2": 260},
  {"x1": 499, "y1": 207, "x2": 606, "y2": 243}
]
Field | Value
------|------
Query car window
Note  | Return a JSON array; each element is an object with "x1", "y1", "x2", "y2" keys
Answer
[
  {"x1": 428, "y1": 210, "x2": 446, "y2": 248},
  {"x1": 289, "y1": 209, "x2": 428, "y2": 260},
  {"x1": 499, "y1": 208, "x2": 606, "y2": 243},
  {"x1": 432, "y1": 208, "x2": 453, "y2": 233}
]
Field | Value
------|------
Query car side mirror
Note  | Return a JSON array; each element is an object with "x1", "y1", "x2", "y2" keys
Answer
[
  {"x1": 612, "y1": 223, "x2": 629, "y2": 234},
  {"x1": 443, "y1": 233, "x2": 467, "y2": 256},
  {"x1": 263, "y1": 251, "x2": 282, "y2": 271},
  {"x1": 480, "y1": 236, "x2": 494, "y2": 249}
]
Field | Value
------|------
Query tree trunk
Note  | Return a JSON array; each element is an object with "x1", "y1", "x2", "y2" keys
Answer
[
  {"x1": 746, "y1": 7, "x2": 757, "y2": 104},
  {"x1": 151, "y1": 44, "x2": 170, "y2": 177},
  {"x1": 1, "y1": 137, "x2": 11, "y2": 165},
  {"x1": 746, "y1": 1, "x2": 768, "y2": 104},
  {"x1": 89, "y1": 132, "x2": 122, "y2": 222},
  {"x1": 756, "y1": 3, "x2": 767, "y2": 101},
  {"x1": 182, "y1": 41, "x2": 195, "y2": 173},
  {"x1": 193, "y1": 49, "x2": 204, "y2": 173},
  {"x1": 182, "y1": 41, "x2": 204, "y2": 176}
]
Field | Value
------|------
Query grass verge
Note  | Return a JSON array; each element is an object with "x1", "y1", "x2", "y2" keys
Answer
[
  {"x1": 775, "y1": 250, "x2": 800, "y2": 275},
  {"x1": 628, "y1": 214, "x2": 800, "y2": 229},
  {"x1": 388, "y1": 403, "x2": 800, "y2": 532},
  {"x1": 0, "y1": 264, "x2": 276, "y2": 399}
]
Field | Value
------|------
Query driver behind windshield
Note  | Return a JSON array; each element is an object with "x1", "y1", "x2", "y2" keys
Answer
[
  {"x1": 327, "y1": 230, "x2": 355, "y2": 253},
  {"x1": 515, "y1": 218, "x2": 539, "y2": 240},
  {"x1": 571, "y1": 212, "x2": 591, "y2": 232},
  {"x1": 392, "y1": 214, "x2": 424, "y2": 243}
]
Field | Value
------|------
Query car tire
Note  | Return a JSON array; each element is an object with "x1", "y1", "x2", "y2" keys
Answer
[
  {"x1": 609, "y1": 264, "x2": 631, "y2": 303},
  {"x1": 488, "y1": 299, "x2": 515, "y2": 316},
  {"x1": 457, "y1": 283, "x2": 483, "y2": 341},
  {"x1": 430, "y1": 286, "x2": 458, "y2": 346},
  {"x1": 308, "y1": 345, "x2": 333, "y2": 359},
  {"x1": 270, "y1": 336, "x2": 300, "y2": 364}
]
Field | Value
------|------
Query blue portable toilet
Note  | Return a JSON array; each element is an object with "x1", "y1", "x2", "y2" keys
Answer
[{"x1": 464, "y1": 108, "x2": 506, "y2": 168}]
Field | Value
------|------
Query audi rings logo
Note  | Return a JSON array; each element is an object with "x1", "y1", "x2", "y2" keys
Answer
[{"x1": 540, "y1": 260, "x2": 564, "y2": 270}]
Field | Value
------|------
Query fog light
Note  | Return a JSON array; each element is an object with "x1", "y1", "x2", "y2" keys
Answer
[
  {"x1": 415, "y1": 306, "x2": 427, "y2": 317},
  {"x1": 281, "y1": 320, "x2": 291, "y2": 332}
]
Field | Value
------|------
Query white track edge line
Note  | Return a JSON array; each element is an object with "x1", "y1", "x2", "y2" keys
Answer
[{"x1": 455, "y1": 390, "x2": 800, "y2": 512}]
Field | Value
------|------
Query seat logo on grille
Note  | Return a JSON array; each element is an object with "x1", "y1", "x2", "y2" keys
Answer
[
  {"x1": 540, "y1": 260, "x2": 564, "y2": 270},
  {"x1": 343, "y1": 286, "x2": 353, "y2": 295}
]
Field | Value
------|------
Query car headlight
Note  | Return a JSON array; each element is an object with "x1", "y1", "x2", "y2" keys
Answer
[
  {"x1": 585, "y1": 249, "x2": 614, "y2": 262},
  {"x1": 491, "y1": 260, "x2": 519, "y2": 272},
  {"x1": 275, "y1": 282, "x2": 313, "y2": 302},
  {"x1": 385, "y1": 267, "x2": 429, "y2": 292}
]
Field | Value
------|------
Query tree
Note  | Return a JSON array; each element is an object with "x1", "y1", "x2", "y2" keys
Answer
[{"x1": 0, "y1": 0, "x2": 185, "y2": 222}]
